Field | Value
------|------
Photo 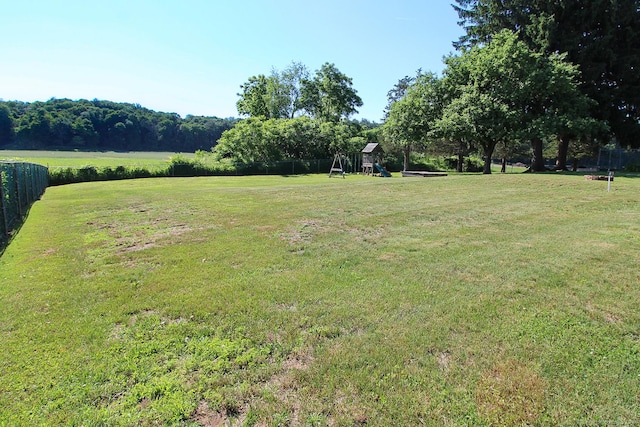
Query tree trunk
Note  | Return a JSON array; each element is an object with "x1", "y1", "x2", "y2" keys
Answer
[
  {"x1": 555, "y1": 135, "x2": 570, "y2": 171},
  {"x1": 501, "y1": 156, "x2": 507, "y2": 173},
  {"x1": 457, "y1": 152, "x2": 464, "y2": 172},
  {"x1": 403, "y1": 148, "x2": 410, "y2": 171},
  {"x1": 529, "y1": 137, "x2": 545, "y2": 172},
  {"x1": 482, "y1": 145, "x2": 495, "y2": 174}
]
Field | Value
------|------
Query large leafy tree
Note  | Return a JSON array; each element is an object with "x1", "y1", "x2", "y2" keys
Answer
[
  {"x1": 213, "y1": 116, "x2": 362, "y2": 163},
  {"x1": 259, "y1": 62, "x2": 312, "y2": 119},
  {"x1": 383, "y1": 72, "x2": 444, "y2": 171},
  {"x1": 278, "y1": 62, "x2": 310, "y2": 119},
  {"x1": 382, "y1": 70, "x2": 423, "y2": 120},
  {"x1": 236, "y1": 75, "x2": 271, "y2": 118},
  {"x1": 435, "y1": 86, "x2": 514, "y2": 174},
  {"x1": 438, "y1": 30, "x2": 592, "y2": 173},
  {"x1": 301, "y1": 62, "x2": 363, "y2": 122},
  {"x1": 453, "y1": 0, "x2": 640, "y2": 149},
  {"x1": 236, "y1": 62, "x2": 362, "y2": 123}
]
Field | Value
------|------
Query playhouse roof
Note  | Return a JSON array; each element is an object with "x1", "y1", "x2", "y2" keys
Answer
[{"x1": 362, "y1": 143, "x2": 383, "y2": 154}]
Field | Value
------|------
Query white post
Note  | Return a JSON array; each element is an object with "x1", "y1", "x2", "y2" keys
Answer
[{"x1": 607, "y1": 170, "x2": 613, "y2": 192}]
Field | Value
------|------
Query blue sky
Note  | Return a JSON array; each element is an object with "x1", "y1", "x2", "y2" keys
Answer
[{"x1": 1, "y1": 1, "x2": 464, "y2": 122}]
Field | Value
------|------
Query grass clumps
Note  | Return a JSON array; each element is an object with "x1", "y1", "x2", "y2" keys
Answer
[
  {"x1": 475, "y1": 359, "x2": 546, "y2": 425},
  {"x1": 1, "y1": 173, "x2": 639, "y2": 425},
  {"x1": 80, "y1": 311, "x2": 274, "y2": 425}
]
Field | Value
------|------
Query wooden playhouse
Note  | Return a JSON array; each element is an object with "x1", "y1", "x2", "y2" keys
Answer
[{"x1": 361, "y1": 143, "x2": 384, "y2": 175}]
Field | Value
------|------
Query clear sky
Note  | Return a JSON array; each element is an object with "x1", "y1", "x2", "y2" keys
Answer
[{"x1": 1, "y1": 1, "x2": 464, "y2": 122}]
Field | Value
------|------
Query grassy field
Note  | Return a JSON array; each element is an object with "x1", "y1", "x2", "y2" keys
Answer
[
  {"x1": 0, "y1": 150, "x2": 192, "y2": 168},
  {"x1": 0, "y1": 173, "x2": 639, "y2": 426}
]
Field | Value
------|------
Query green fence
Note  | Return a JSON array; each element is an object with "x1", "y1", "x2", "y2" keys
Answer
[{"x1": 1, "y1": 162, "x2": 49, "y2": 252}]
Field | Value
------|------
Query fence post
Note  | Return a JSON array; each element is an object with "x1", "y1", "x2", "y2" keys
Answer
[
  {"x1": 0, "y1": 169, "x2": 8, "y2": 243},
  {"x1": 12, "y1": 163, "x2": 22, "y2": 218},
  {"x1": 21, "y1": 163, "x2": 29, "y2": 211},
  {"x1": 30, "y1": 164, "x2": 36, "y2": 202}
]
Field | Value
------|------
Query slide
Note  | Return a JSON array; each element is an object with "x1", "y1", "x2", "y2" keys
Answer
[{"x1": 375, "y1": 163, "x2": 392, "y2": 177}]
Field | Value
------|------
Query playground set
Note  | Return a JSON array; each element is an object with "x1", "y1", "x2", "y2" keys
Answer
[{"x1": 329, "y1": 143, "x2": 391, "y2": 178}]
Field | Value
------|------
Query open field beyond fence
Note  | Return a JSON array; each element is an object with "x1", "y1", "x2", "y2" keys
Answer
[
  {"x1": 0, "y1": 150, "x2": 188, "y2": 168},
  {"x1": 0, "y1": 173, "x2": 639, "y2": 426}
]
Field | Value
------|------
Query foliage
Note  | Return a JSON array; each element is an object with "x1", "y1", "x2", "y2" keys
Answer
[
  {"x1": 382, "y1": 33, "x2": 594, "y2": 174},
  {"x1": 0, "y1": 99, "x2": 237, "y2": 152},
  {"x1": 435, "y1": 30, "x2": 594, "y2": 173},
  {"x1": 236, "y1": 62, "x2": 311, "y2": 120},
  {"x1": 382, "y1": 69, "x2": 423, "y2": 120},
  {"x1": 236, "y1": 75, "x2": 271, "y2": 118},
  {"x1": 0, "y1": 105, "x2": 14, "y2": 145},
  {"x1": 230, "y1": 61, "x2": 367, "y2": 164},
  {"x1": 452, "y1": 0, "x2": 640, "y2": 148},
  {"x1": 624, "y1": 162, "x2": 640, "y2": 173},
  {"x1": 49, "y1": 165, "x2": 163, "y2": 185},
  {"x1": 1, "y1": 174, "x2": 639, "y2": 425},
  {"x1": 237, "y1": 62, "x2": 362, "y2": 123},
  {"x1": 214, "y1": 116, "x2": 368, "y2": 163},
  {"x1": 301, "y1": 63, "x2": 363, "y2": 122},
  {"x1": 442, "y1": 155, "x2": 484, "y2": 172},
  {"x1": 383, "y1": 73, "x2": 445, "y2": 171}
]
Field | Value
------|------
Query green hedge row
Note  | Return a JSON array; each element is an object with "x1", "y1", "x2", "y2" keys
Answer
[{"x1": 48, "y1": 158, "x2": 336, "y2": 186}]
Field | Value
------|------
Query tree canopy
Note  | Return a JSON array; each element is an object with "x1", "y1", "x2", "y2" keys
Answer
[
  {"x1": 0, "y1": 99, "x2": 237, "y2": 152},
  {"x1": 382, "y1": 30, "x2": 598, "y2": 173},
  {"x1": 213, "y1": 116, "x2": 366, "y2": 164},
  {"x1": 219, "y1": 61, "x2": 370, "y2": 165},
  {"x1": 383, "y1": 72, "x2": 444, "y2": 171},
  {"x1": 453, "y1": 0, "x2": 640, "y2": 148},
  {"x1": 236, "y1": 62, "x2": 362, "y2": 122}
]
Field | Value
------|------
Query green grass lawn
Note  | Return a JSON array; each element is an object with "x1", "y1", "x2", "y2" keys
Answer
[
  {"x1": 1, "y1": 173, "x2": 639, "y2": 426},
  {"x1": 0, "y1": 150, "x2": 191, "y2": 168}
]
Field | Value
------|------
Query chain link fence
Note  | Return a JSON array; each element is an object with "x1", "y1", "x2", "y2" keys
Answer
[
  {"x1": 597, "y1": 148, "x2": 640, "y2": 171},
  {"x1": 1, "y1": 162, "x2": 49, "y2": 252}
]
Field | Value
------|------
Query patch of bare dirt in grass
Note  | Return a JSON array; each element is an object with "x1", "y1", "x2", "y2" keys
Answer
[
  {"x1": 267, "y1": 347, "x2": 314, "y2": 394},
  {"x1": 281, "y1": 219, "x2": 327, "y2": 246},
  {"x1": 475, "y1": 359, "x2": 545, "y2": 426},
  {"x1": 586, "y1": 301, "x2": 623, "y2": 324},
  {"x1": 437, "y1": 351, "x2": 452, "y2": 372},
  {"x1": 259, "y1": 338, "x2": 373, "y2": 425},
  {"x1": 37, "y1": 247, "x2": 58, "y2": 258},
  {"x1": 377, "y1": 252, "x2": 400, "y2": 261},
  {"x1": 116, "y1": 223, "x2": 195, "y2": 252},
  {"x1": 281, "y1": 216, "x2": 387, "y2": 247},
  {"x1": 253, "y1": 347, "x2": 316, "y2": 425},
  {"x1": 87, "y1": 212, "x2": 214, "y2": 255},
  {"x1": 192, "y1": 400, "x2": 246, "y2": 427}
]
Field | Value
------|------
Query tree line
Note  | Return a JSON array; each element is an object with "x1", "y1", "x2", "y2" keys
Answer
[
  {"x1": 0, "y1": 99, "x2": 237, "y2": 152},
  {"x1": 383, "y1": 0, "x2": 639, "y2": 173},
  {"x1": 218, "y1": 3, "x2": 639, "y2": 173},
  {"x1": 212, "y1": 62, "x2": 379, "y2": 164},
  {"x1": 3, "y1": 1, "x2": 637, "y2": 173}
]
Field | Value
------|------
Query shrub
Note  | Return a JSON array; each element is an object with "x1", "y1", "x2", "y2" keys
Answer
[
  {"x1": 48, "y1": 155, "x2": 333, "y2": 186},
  {"x1": 624, "y1": 162, "x2": 640, "y2": 172},
  {"x1": 49, "y1": 165, "x2": 170, "y2": 185},
  {"x1": 465, "y1": 157, "x2": 484, "y2": 172}
]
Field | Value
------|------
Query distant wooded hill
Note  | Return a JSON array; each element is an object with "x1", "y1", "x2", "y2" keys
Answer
[{"x1": 0, "y1": 99, "x2": 238, "y2": 152}]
